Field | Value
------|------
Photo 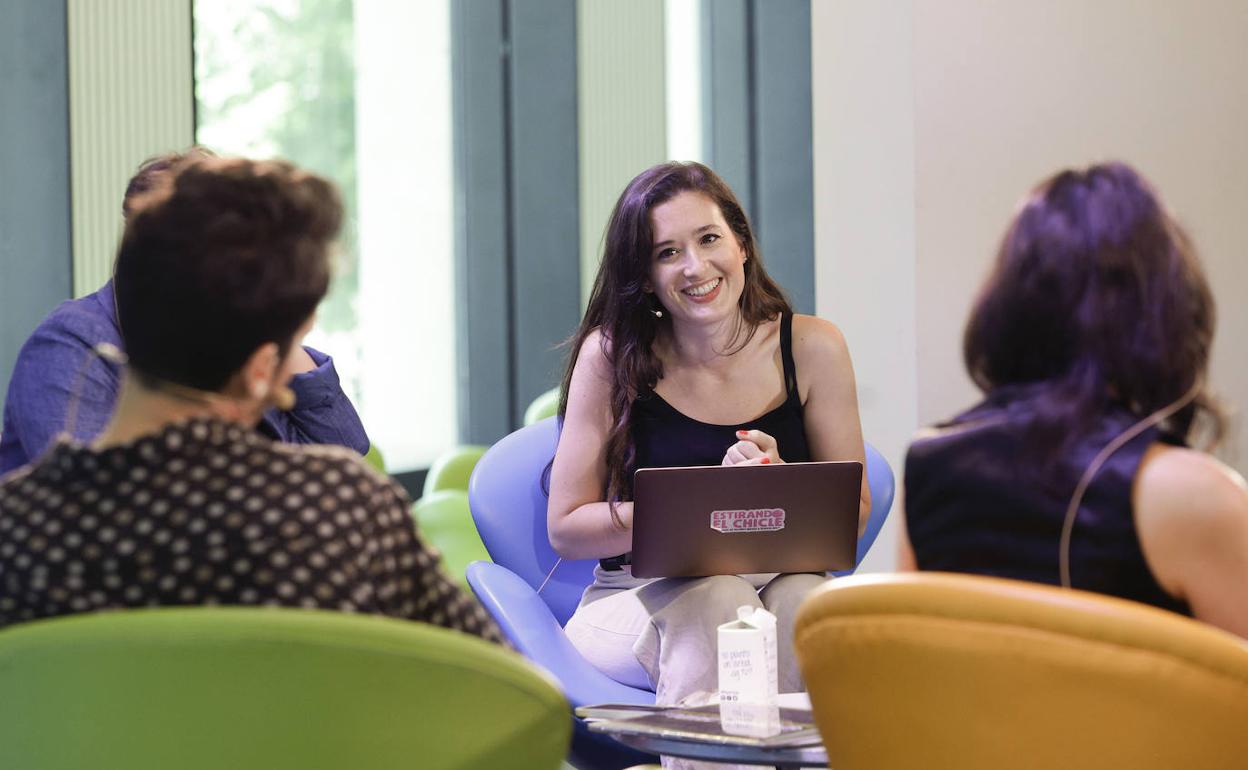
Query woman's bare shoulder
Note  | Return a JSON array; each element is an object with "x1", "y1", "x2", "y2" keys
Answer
[
  {"x1": 574, "y1": 327, "x2": 613, "y2": 378},
  {"x1": 1135, "y1": 444, "x2": 1248, "y2": 569},
  {"x1": 1137, "y1": 445, "x2": 1248, "y2": 522},
  {"x1": 790, "y1": 314, "x2": 850, "y2": 366},
  {"x1": 1135, "y1": 444, "x2": 1248, "y2": 634}
]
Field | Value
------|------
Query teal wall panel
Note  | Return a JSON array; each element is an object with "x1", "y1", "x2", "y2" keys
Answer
[{"x1": 0, "y1": 1, "x2": 73, "y2": 392}]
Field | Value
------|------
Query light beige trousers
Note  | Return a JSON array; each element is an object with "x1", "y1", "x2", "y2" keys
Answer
[
  {"x1": 566, "y1": 570, "x2": 826, "y2": 705},
  {"x1": 566, "y1": 570, "x2": 826, "y2": 769}
]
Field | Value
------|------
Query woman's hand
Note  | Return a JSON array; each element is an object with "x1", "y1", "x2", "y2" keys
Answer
[{"x1": 722, "y1": 429, "x2": 783, "y2": 466}]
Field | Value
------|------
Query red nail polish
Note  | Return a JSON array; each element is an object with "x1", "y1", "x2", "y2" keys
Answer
[
  {"x1": 736, "y1": 430, "x2": 748, "y2": 437},
  {"x1": 761, "y1": 457, "x2": 771, "y2": 464}
]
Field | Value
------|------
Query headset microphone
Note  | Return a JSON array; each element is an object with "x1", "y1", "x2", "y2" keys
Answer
[
  {"x1": 63, "y1": 342, "x2": 297, "y2": 442},
  {"x1": 1058, "y1": 380, "x2": 1203, "y2": 589}
]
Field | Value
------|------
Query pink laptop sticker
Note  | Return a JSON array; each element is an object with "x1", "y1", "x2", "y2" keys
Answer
[{"x1": 710, "y1": 508, "x2": 786, "y2": 533}]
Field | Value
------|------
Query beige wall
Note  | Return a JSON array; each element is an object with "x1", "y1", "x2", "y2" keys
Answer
[
  {"x1": 812, "y1": 1, "x2": 917, "y2": 571},
  {"x1": 814, "y1": 0, "x2": 1248, "y2": 570}
]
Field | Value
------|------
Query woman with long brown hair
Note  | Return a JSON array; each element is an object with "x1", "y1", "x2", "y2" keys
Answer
[
  {"x1": 902, "y1": 162, "x2": 1248, "y2": 637},
  {"x1": 548, "y1": 162, "x2": 869, "y2": 706}
]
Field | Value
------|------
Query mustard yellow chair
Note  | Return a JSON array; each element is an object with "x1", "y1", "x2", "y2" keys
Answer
[{"x1": 794, "y1": 572, "x2": 1248, "y2": 770}]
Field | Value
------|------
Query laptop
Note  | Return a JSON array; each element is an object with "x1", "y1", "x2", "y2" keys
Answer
[{"x1": 629, "y1": 461, "x2": 863, "y2": 579}]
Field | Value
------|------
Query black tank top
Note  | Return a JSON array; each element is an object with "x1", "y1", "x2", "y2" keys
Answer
[
  {"x1": 600, "y1": 314, "x2": 811, "y2": 571},
  {"x1": 905, "y1": 389, "x2": 1190, "y2": 616},
  {"x1": 632, "y1": 312, "x2": 811, "y2": 470}
]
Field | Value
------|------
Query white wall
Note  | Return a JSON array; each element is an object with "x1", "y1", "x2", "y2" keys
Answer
[
  {"x1": 813, "y1": 0, "x2": 1248, "y2": 571},
  {"x1": 811, "y1": 1, "x2": 916, "y2": 572},
  {"x1": 353, "y1": 0, "x2": 457, "y2": 471}
]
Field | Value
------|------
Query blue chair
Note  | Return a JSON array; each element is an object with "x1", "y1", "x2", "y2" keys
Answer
[
  {"x1": 841, "y1": 433, "x2": 896, "y2": 574},
  {"x1": 466, "y1": 417, "x2": 896, "y2": 769}
]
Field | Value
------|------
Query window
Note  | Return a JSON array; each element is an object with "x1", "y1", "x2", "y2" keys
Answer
[
  {"x1": 193, "y1": 0, "x2": 811, "y2": 468},
  {"x1": 194, "y1": 0, "x2": 456, "y2": 472}
]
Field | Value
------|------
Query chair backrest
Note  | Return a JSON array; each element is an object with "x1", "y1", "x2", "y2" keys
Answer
[
  {"x1": 422, "y1": 444, "x2": 487, "y2": 497},
  {"x1": 794, "y1": 572, "x2": 1248, "y2": 770},
  {"x1": 411, "y1": 488, "x2": 491, "y2": 587},
  {"x1": 363, "y1": 443, "x2": 387, "y2": 474},
  {"x1": 470, "y1": 417, "x2": 896, "y2": 626},
  {"x1": 0, "y1": 608, "x2": 570, "y2": 770},
  {"x1": 523, "y1": 387, "x2": 561, "y2": 426},
  {"x1": 470, "y1": 418, "x2": 591, "y2": 625},
  {"x1": 857, "y1": 441, "x2": 895, "y2": 563}
]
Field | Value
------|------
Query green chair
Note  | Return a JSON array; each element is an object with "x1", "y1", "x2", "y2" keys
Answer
[
  {"x1": 412, "y1": 489, "x2": 491, "y2": 588},
  {"x1": 363, "y1": 443, "x2": 387, "y2": 475},
  {"x1": 422, "y1": 445, "x2": 487, "y2": 497},
  {"x1": 523, "y1": 387, "x2": 561, "y2": 426},
  {"x1": 422, "y1": 385, "x2": 560, "y2": 498},
  {"x1": 0, "y1": 607, "x2": 570, "y2": 770}
]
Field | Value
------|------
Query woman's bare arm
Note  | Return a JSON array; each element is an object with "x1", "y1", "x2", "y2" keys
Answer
[
  {"x1": 547, "y1": 330, "x2": 636, "y2": 560},
  {"x1": 1135, "y1": 444, "x2": 1248, "y2": 638},
  {"x1": 791, "y1": 314, "x2": 871, "y2": 527},
  {"x1": 896, "y1": 505, "x2": 918, "y2": 571}
]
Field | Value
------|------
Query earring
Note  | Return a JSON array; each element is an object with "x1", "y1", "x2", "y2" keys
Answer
[
  {"x1": 652, "y1": 308, "x2": 664, "y2": 319},
  {"x1": 271, "y1": 385, "x2": 297, "y2": 411}
]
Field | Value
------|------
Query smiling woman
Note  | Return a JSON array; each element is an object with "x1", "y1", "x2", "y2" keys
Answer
[
  {"x1": 647, "y1": 191, "x2": 748, "y2": 322},
  {"x1": 546, "y1": 161, "x2": 870, "y2": 710}
]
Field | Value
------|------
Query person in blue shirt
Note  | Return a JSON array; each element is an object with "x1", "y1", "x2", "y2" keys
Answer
[
  {"x1": 0, "y1": 155, "x2": 500, "y2": 640},
  {"x1": 0, "y1": 150, "x2": 369, "y2": 475}
]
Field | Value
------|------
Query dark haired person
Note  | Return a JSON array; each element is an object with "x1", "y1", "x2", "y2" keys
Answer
[
  {"x1": 549, "y1": 162, "x2": 870, "y2": 707},
  {"x1": 0, "y1": 157, "x2": 503, "y2": 642},
  {"x1": 902, "y1": 162, "x2": 1248, "y2": 637},
  {"x1": 0, "y1": 149, "x2": 368, "y2": 476}
]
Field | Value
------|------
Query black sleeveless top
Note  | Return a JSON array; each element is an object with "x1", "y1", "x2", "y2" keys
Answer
[
  {"x1": 905, "y1": 389, "x2": 1190, "y2": 616},
  {"x1": 632, "y1": 312, "x2": 811, "y2": 470},
  {"x1": 600, "y1": 314, "x2": 811, "y2": 570}
]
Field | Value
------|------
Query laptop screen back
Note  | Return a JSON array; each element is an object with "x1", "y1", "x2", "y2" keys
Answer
[{"x1": 630, "y1": 460, "x2": 862, "y2": 579}]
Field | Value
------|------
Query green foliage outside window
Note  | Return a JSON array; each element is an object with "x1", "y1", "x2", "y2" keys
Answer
[{"x1": 194, "y1": 0, "x2": 361, "y2": 402}]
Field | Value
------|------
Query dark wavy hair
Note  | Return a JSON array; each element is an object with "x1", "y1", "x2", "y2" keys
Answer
[
  {"x1": 557, "y1": 162, "x2": 791, "y2": 525},
  {"x1": 963, "y1": 161, "x2": 1222, "y2": 467},
  {"x1": 121, "y1": 146, "x2": 217, "y2": 220},
  {"x1": 115, "y1": 156, "x2": 342, "y2": 392}
]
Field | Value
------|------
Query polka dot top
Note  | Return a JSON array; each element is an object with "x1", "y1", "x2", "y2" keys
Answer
[{"x1": 0, "y1": 417, "x2": 505, "y2": 643}]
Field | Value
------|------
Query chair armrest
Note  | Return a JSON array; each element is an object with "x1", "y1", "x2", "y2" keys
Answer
[{"x1": 466, "y1": 561, "x2": 656, "y2": 708}]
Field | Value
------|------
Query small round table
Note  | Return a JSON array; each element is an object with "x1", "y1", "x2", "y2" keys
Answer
[{"x1": 611, "y1": 732, "x2": 828, "y2": 769}]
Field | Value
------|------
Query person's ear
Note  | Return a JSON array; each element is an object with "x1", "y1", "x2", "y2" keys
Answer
[{"x1": 241, "y1": 342, "x2": 281, "y2": 402}]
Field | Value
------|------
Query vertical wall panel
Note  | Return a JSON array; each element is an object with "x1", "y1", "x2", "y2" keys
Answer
[
  {"x1": 509, "y1": 0, "x2": 582, "y2": 420},
  {"x1": 576, "y1": 0, "x2": 668, "y2": 303},
  {"x1": 702, "y1": 0, "x2": 814, "y2": 313},
  {"x1": 702, "y1": 0, "x2": 752, "y2": 216},
  {"x1": 752, "y1": 0, "x2": 813, "y2": 313},
  {"x1": 452, "y1": 0, "x2": 512, "y2": 443},
  {"x1": 67, "y1": 0, "x2": 194, "y2": 297},
  {"x1": 0, "y1": 0, "x2": 73, "y2": 392}
]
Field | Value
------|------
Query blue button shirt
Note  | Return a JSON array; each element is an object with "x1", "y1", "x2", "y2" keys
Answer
[{"x1": 0, "y1": 281, "x2": 370, "y2": 475}]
